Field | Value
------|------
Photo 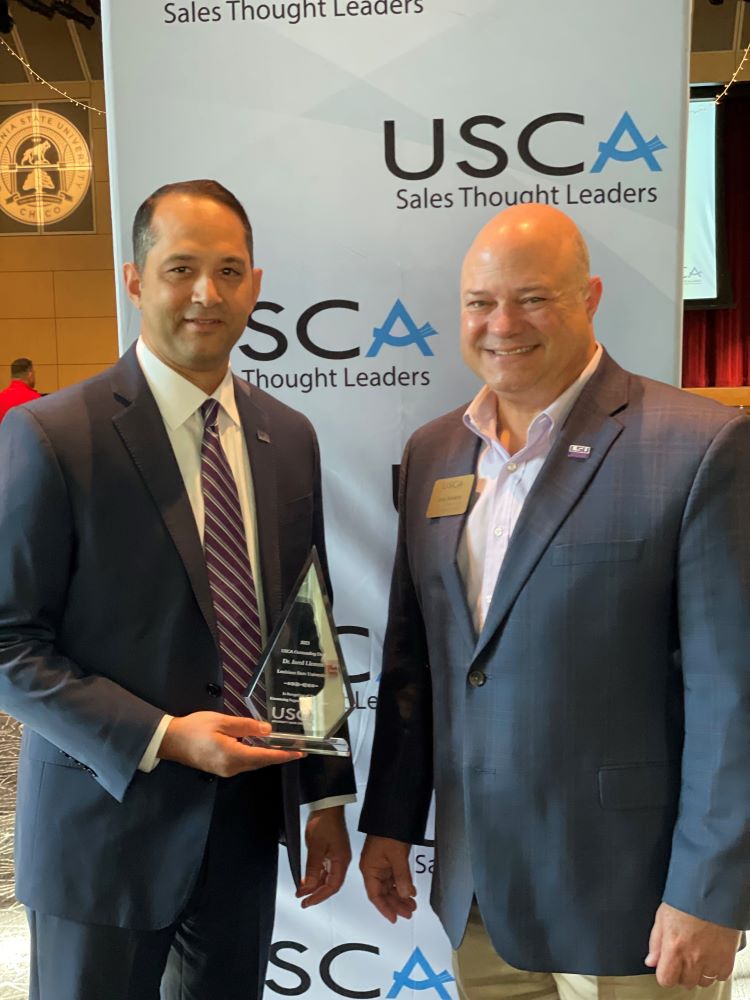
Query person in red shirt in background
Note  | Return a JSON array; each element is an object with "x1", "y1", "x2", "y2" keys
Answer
[{"x1": 0, "y1": 358, "x2": 41, "y2": 425}]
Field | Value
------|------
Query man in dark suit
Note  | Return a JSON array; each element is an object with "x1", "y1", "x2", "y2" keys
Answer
[
  {"x1": 359, "y1": 204, "x2": 750, "y2": 999},
  {"x1": 0, "y1": 179, "x2": 355, "y2": 1000}
]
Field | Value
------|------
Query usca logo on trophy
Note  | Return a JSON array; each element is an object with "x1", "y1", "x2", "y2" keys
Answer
[
  {"x1": 239, "y1": 297, "x2": 437, "y2": 362},
  {"x1": 0, "y1": 109, "x2": 92, "y2": 226},
  {"x1": 267, "y1": 941, "x2": 455, "y2": 998},
  {"x1": 384, "y1": 110, "x2": 667, "y2": 181}
]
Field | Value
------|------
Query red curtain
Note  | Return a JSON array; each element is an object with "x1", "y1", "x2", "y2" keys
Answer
[{"x1": 682, "y1": 84, "x2": 750, "y2": 387}]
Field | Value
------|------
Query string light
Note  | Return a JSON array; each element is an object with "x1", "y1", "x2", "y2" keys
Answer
[
  {"x1": 0, "y1": 36, "x2": 105, "y2": 115},
  {"x1": 0, "y1": 14, "x2": 745, "y2": 115},
  {"x1": 716, "y1": 39, "x2": 750, "y2": 104}
]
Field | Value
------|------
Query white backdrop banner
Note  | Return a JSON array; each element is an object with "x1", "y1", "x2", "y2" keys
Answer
[{"x1": 102, "y1": 2, "x2": 690, "y2": 996}]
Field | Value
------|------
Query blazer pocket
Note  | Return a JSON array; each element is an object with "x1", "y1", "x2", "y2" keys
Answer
[
  {"x1": 282, "y1": 493, "x2": 313, "y2": 523},
  {"x1": 598, "y1": 761, "x2": 679, "y2": 811},
  {"x1": 552, "y1": 539, "x2": 644, "y2": 566}
]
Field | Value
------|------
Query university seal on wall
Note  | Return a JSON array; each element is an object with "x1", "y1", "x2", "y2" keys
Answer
[{"x1": 0, "y1": 107, "x2": 92, "y2": 226}]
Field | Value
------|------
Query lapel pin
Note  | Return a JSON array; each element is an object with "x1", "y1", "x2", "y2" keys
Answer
[
  {"x1": 256, "y1": 429, "x2": 271, "y2": 444},
  {"x1": 567, "y1": 444, "x2": 591, "y2": 460}
]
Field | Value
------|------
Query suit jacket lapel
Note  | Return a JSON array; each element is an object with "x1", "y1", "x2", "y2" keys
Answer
[
  {"x1": 434, "y1": 422, "x2": 482, "y2": 654},
  {"x1": 109, "y1": 346, "x2": 218, "y2": 642},
  {"x1": 234, "y1": 378, "x2": 282, "y2": 630},
  {"x1": 473, "y1": 352, "x2": 630, "y2": 663}
]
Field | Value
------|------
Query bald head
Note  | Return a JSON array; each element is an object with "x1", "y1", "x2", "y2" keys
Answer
[
  {"x1": 463, "y1": 204, "x2": 590, "y2": 291},
  {"x1": 460, "y1": 204, "x2": 603, "y2": 424}
]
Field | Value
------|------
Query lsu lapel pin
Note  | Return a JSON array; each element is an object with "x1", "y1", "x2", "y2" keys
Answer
[
  {"x1": 256, "y1": 429, "x2": 271, "y2": 444},
  {"x1": 567, "y1": 444, "x2": 591, "y2": 460}
]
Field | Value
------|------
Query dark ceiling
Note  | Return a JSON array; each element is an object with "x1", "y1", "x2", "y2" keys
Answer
[
  {"x1": 0, "y1": 0, "x2": 747, "y2": 87},
  {"x1": 0, "y1": 1, "x2": 102, "y2": 85}
]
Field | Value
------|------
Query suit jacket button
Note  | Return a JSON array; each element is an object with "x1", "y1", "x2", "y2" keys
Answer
[
  {"x1": 206, "y1": 683, "x2": 222, "y2": 697},
  {"x1": 468, "y1": 670, "x2": 487, "y2": 688}
]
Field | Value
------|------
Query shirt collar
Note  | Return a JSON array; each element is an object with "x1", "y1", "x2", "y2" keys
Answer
[
  {"x1": 464, "y1": 343, "x2": 603, "y2": 449},
  {"x1": 135, "y1": 337, "x2": 240, "y2": 431}
]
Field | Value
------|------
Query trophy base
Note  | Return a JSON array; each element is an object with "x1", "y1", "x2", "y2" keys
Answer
[{"x1": 257, "y1": 733, "x2": 351, "y2": 757}]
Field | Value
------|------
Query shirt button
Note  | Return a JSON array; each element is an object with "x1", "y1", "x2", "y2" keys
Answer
[
  {"x1": 468, "y1": 670, "x2": 487, "y2": 688},
  {"x1": 206, "y1": 683, "x2": 222, "y2": 697},
  {"x1": 506, "y1": 462, "x2": 518, "y2": 472},
  {"x1": 494, "y1": 526, "x2": 504, "y2": 537}
]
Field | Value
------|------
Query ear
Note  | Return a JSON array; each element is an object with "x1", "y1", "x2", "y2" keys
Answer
[
  {"x1": 123, "y1": 262, "x2": 143, "y2": 308},
  {"x1": 584, "y1": 276, "x2": 603, "y2": 320},
  {"x1": 248, "y1": 267, "x2": 263, "y2": 312}
]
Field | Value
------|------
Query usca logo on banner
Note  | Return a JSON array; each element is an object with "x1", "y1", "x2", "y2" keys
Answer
[
  {"x1": 384, "y1": 111, "x2": 667, "y2": 180},
  {"x1": 267, "y1": 941, "x2": 455, "y2": 998},
  {"x1": 239, "y1": 298, "x2": 438, "y2": 362},
  {"x1": 590, "y1": 113, "x2": 666, "y2": 174},
  {"x1": 367, "y1": 300, "x2": 437, "y2": 358},
  {"x1": 388, "y1": 948, "x2": 455, "y2": 999}
]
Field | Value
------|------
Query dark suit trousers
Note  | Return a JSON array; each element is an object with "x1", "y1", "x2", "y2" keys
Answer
[{"x1": 27, "y1": 768, "x2": 282, "y2": 1000}]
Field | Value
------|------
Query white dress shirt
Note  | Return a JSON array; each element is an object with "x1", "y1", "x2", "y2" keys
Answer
[
  {"x1": 458, "y1": 345, "x2": 603, "y2": 634},
  {"x1": 134, "y1": 339, "x2": 354, "y2": 810},
  {"x1": 136, "y1": 337, "x2": 267, "y2": 770}
]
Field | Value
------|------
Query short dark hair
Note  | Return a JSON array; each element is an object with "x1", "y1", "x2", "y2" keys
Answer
[
  {"x1": 131, "y1": 179, "x2": 254, "y2": 270},
  {"x1": 11, "y1": 358, "x2": 33, "y2": 379}
]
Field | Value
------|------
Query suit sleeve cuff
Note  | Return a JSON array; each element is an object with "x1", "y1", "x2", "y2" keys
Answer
[
  {"x1": 308, "y1": 794, "x2": 357, "y2": 814},
  {"x1": 138, "y1": 715, "x2": 174, "y2": 773}
]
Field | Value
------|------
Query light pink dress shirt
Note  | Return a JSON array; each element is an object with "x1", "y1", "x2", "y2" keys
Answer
[{"x1": 458, "y1": 345, "x2": 603, "y2": 634}]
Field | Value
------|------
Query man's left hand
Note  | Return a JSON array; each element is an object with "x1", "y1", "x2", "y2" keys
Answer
[
  {"x1": 296, "y1": 805, "x2": 351, "y2": 908},
  {"x1": 645, "y1": 902, "x2": 741, "y2": 988}
]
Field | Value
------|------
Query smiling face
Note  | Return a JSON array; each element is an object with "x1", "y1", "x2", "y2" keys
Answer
[
  {"x1": 460, "y1": 205, "x2": 602, "y2": 420},
  {"x1": 123, "y1": 192, "x2": 262, "y2": 392}
]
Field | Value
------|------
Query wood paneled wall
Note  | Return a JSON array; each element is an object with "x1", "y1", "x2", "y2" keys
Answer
[{"x1": 0, "y1": 82, "x2": 118, "y2": 395}]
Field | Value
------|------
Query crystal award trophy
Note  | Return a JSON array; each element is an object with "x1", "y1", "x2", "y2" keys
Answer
[{"x1": 243, "y1": 548, "x2": 354, "y2": 757}]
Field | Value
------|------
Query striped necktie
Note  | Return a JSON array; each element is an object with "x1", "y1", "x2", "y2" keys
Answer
[{"x1": 200, "y1": 398, "x2": 265, "y2": 717}]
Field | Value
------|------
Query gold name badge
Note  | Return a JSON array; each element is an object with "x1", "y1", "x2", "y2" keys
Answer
[{"x1": 426, "y1": 474, "x2": 475, "y2": 519}]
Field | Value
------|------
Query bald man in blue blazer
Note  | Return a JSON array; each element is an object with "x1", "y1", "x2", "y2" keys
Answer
[{"x1": 360, "y1": 205, "x2": 750, "y2": 1000}]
